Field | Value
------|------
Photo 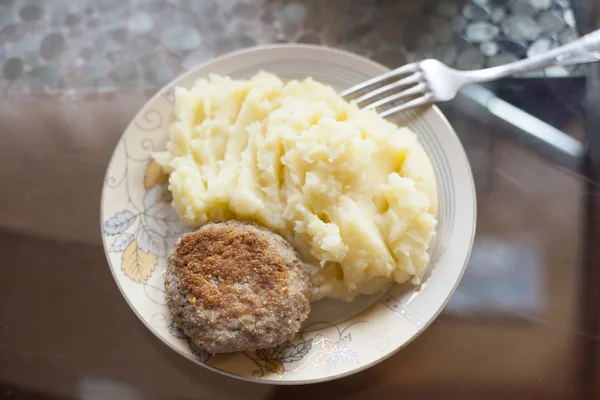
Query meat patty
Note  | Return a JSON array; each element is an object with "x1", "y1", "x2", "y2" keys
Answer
[{"x1": 165, "y1": 221, "x2": 312, "y2": 354}]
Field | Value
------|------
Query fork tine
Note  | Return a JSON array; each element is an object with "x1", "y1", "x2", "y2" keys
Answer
[
  {"x1": 354, "y1": 72, "x2": 423, "y2": 105},
  {"x1": 363, "y1": 82, "x2": 428, "y2": 111},
  {"x1": 379, "y1": 94, "x2": 434, "y2": 117},
  {"x1": 339, "y1": 63, "x2": 420, "y2": 98}
]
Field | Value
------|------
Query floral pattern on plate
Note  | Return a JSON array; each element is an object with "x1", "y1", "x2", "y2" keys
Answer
[
  {"x1": 104, "y1": 163, "x2": 187, "y2": 283},
  {"x1": 100, "y1": 45, "x2": 476, "y2": 383}
]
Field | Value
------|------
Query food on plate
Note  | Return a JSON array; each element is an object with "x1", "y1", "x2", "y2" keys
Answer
[
  {"x1": 155, "y1": 72, "x2": 438, "y2": 301},
  {"x1": 165, "y1": 221, "x2": 311, "y2": 354}
]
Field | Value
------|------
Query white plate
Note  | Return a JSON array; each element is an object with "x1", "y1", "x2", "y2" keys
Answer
[{"x1": 101, "y1": 44, "x2": 476, "y2": 384}]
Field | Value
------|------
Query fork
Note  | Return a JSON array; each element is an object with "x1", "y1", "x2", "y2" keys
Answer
[{"x1": 340, "y1": 29, "x2": 600, "y2": 116}]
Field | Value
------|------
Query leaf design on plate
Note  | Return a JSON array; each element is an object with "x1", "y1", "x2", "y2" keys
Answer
[
  {"x1": 322, "y1": 338, "x2": 337, "y2": 351},
  {"x1": 255, "y1": 349, "x2": 271, "y2": 361},
  {"x1": 323, "y1": 356, "x2": 338, "y2": 374},
  {"x1": 143, "y1": 184, "x2": 172, "y2": 210},
  {"x1": 331, "y1": 334, "x2": 359, "y2": 365},
  {"x1": 143, "y1": 283, "x2": 167, "y2": 306},
  {"x1": 137, "y1": 227, "x2": 167, "y2": 257},
  {"x1": 314, "y1": 352, "x2": 332, "y2": 365},
  {"x1": 144, "y1": 160, "x2": 169, "y2": 190},
  {"x1": 265, "y1": 359, "x2": 284, "y2": 376},
  {"x1": 280, "y1": 338, "x2": 313, "y2": 363},
  {"x1": 271, "y1": 341, "x2": 291, "y2": 360},
  {"x1": 121, "y1": 240, "x2": 158, "y2": 283},
  {"x1": 168, "y1": 322, "x2": 187, "y2": 339},
  {"x1": 189, "y1": 340, "x2": 211, "y2": 362},
  {"x1": 104, "y1": 211, "x2": 137, "y2": 235},
  {"x1": 110, "y1": 233, "x2": 135, "y2": 252},
  {"x1": 145, "y1": 202, "x2": 188, "y2": 236}
]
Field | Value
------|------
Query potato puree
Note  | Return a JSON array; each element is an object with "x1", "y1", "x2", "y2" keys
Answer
[{"x1": 154, "y1": 72, "x2": 438, "y2": 301}]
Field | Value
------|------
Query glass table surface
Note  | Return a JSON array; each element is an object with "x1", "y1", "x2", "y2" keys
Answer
[{"x1": 0, "y1": 0, "x2": 599, "y2": 399}]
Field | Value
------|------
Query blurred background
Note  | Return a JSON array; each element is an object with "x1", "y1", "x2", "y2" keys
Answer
[{"x1": 0, "y1": 0, "x2": 599, "y2": 399}]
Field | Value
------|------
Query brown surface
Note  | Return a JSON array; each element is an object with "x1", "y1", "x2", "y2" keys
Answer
[{"x1": 0, "y1": 96, "x2": 143, "y2": 245}]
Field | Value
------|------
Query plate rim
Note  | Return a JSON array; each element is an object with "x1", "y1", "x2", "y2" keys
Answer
[{"x1": 100, "y1": 43, "x2": 477, "y2": 385}]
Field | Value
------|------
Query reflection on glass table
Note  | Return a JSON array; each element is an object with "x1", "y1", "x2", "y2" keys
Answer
[{"x1": 0, "y1": 0, "x2": 599, "y2": 399}]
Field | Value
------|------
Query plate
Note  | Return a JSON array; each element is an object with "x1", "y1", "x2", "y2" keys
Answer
[{"x1": 101, "y1": 44, "x2": 476, "y2": 384}]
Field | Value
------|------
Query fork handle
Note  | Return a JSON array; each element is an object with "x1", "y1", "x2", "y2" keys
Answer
[{"x1": 463, "y1": 29, "x2": 600, "y2": 82}]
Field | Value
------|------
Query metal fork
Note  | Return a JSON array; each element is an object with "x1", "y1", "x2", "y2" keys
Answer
[{"x1": 340, "y1": 29, "x2": 600, "y2": 116}]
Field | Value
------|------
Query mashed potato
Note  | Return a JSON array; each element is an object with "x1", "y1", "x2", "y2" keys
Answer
[{"x1": 154, "y1": 72, "x2": 438, "y2": 301}]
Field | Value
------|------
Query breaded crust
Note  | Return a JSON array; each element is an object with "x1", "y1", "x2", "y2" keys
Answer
[{"x1": 165, "y1": 221, "x2": 311, "y2": 354}]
